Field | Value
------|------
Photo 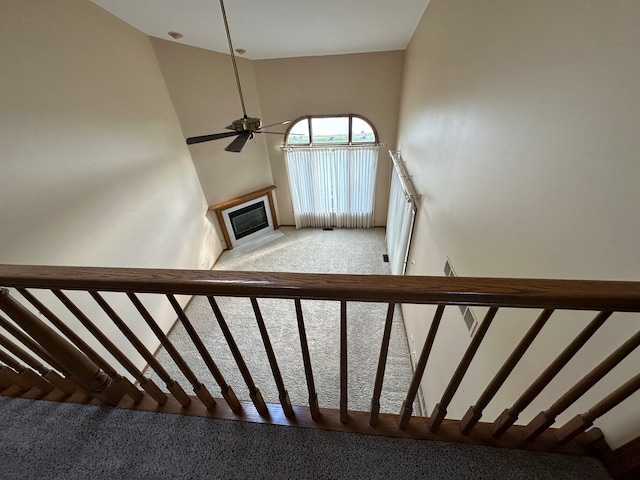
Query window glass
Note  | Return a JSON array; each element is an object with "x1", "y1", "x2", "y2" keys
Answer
[
  {"x1": 287, "y1": 118, "x2": 310, "y2": 144},
  {"x1": 285, "y1": 115, "x2": 377, "y2": 146},
  {"x1": 311, "y1": 117, "x2": 349, "y2": 144},
  {"x1": 351, "y1": 117, "x2": 376, "y2": 143}
]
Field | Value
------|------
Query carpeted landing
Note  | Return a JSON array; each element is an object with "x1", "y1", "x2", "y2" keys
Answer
[
  {"x1": 0, "y1": 396, "x2": 612, "y2": 480},
  {"x1": 147, "y1": 227, "x2": 419, "y2": 415}
]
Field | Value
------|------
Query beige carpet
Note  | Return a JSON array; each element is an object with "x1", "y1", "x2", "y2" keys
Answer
[{"x1": 148, "y1": 227, "x2": 418, "y2": 415}]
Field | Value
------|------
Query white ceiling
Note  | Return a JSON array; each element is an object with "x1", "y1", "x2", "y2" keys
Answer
[{"x1": 90, "y1": 0, "x2": 431, "y2": 60}]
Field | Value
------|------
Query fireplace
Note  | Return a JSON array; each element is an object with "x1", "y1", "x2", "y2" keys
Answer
[
  {"x1": 209, "y1": 186, "x2": 279, "y2": 250},
  {"x1": 228, "y1": 200, "x2": 268, "y2": 240}
]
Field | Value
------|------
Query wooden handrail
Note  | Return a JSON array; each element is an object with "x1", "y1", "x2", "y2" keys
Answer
[
  {"x1": 2, "y1": 263, "x2": 640, "y2": 459},
  {"x1": 2, "y1": 265, "x2": 640, "y2": 311}
]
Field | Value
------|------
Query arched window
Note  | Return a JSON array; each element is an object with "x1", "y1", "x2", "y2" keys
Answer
[
  {"x1": 285, "y1": 114, "x2": 378, "y2": 146},
  {"x1": 282, "y1": 114, "x2": 380, "y2": 229}
]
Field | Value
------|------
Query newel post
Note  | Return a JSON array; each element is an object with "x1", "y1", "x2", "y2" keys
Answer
[{"x1": 0, "y1": 288, "x2": 120, "y2": 405}]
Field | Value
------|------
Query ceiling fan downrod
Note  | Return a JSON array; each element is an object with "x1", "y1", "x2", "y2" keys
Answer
[
  {"x1": 219, "y1": 0, "x2": 248, "y2": 120},
  {"x1": 185, "y1": 1, "x2": 289, "y2": 151}
]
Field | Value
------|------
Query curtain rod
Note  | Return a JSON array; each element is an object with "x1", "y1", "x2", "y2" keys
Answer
[
  {"x1": 389, "y1": 150, "x2": 420, "y2": 206},
  {"x1": 281, "y1": 143, "x2": 387, "y2": 151}
]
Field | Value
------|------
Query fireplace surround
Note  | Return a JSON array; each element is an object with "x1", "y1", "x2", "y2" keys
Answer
[{"x1": 209, "y1": 185, "x2": 278, "y2": 250}]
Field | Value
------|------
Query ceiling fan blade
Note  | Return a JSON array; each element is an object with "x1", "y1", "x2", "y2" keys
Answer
[
  {"x1": 186, "y1": 131, "x2": 240, "y2": 145},
  {"x1": 260, "y1": 120, "x2": 291, "y2": 129},
  {"x1": 256, "y1": 131, "x2": 288, "y2": 135},
  {"x1": 225, "y1": 131, "x2": 252, "y2": 152}
]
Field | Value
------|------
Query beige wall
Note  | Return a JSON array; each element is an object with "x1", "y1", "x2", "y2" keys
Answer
[
  {"x1": 151, "y1": 38, "x2": 274, "y2": 251},
  {"x1": 397, "y1": 0, "x2": 640, "y2": 448},
  {"x1": 254, "y1": 51, "x2": 405, "y2": 226},
  {"x1": 0, "y1": 0, "x2": 216, "y2": 374}
]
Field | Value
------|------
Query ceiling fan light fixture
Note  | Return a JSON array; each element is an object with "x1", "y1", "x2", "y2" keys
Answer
[{"x1": 231, "y1": 117, "x2": 261, "y2": 132}]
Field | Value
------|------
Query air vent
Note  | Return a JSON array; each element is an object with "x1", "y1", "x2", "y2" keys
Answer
[
  {"x1": 445, "y1": 258, "x2": 477, "y2": 333},
  {"x1": 463, "y1": 308, "x2": 476, "y2": 331},
  {"x1": 444, "y1": 259, "x2": 453, "y2": 277}
]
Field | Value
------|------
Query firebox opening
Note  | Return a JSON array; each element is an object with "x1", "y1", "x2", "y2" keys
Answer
[{"x1": 228, "y1": 200, "x2": 269, "y2": 240}]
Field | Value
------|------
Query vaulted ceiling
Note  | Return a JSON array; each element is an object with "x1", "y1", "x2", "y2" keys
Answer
[{"x1": 90, "y1": 0, "x2": 431, "y2": 60}]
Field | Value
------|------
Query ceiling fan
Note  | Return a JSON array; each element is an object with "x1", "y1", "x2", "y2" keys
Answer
[{"x1": 186, "y1": 0, "x2": 289, "y2": 152}]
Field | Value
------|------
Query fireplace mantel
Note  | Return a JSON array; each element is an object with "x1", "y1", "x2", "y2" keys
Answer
[{"x1": 209, "y1": 185, "x2": 278, "y2": 250}]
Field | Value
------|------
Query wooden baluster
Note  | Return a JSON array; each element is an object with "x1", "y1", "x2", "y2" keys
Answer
[
  {"x1": 370, "y1": 303, "x2": 395, "y2": 427},
  {"x1": 524, "y1": 326, "x2": 640, "y2": 441},
  {"x1": 88, "y1": 291, "x2": 189, "y2": 407},
  {"x1": 52, "y1": 290, "x2": 147, "y2": 402},
  {"x1": 581, "y1": 427, "x2": 610, "y2": 456},
  {"x1": 295, "y1": 298, "x2": 320, "y2": 420},
  {"x1": 0, "y1": 331, "x2": 75, "y2": 395},
  {"x1": 340, "y1": 300, "x2": 348, "y2": 423},
  {"x1": 0, "y1": 363, "x2": 32, "y2": 392},
  {"x1": 0, "y1": 314, "x2": 67, "y2": 375},
  {"x1": 0, "y1": 348, "x2": 54, "y2": 393},
  {"x1": 0, "y1": 288, "x2": 120, "y2": 405},
  {"x1": 491, "y1": 311, "x2": 612, "y2": 438},
  {"x1": 250, "y1": 297, "x2": 294, "y2": 418},
  {"x1": 128, "y1": 293, "x2": 216, "y2": 410},
  {"x1": 0, "y1": 366, "x2": 12, "y2": 390},
  {"x1": 20, "y1": 288, "x2": 130, "y2": 403},
  {"x1": 1, "y1": 314, "x2": 86, "y2": 396},
  {"x1": 429, "y1": 307, "x2": 499, "y2": 433},
  {"x1": 399, "y1": 305, "x2": 445, "y2": 429},
  {"x1": 208, "y1": 296, "x2": 268, "y2": 416},
  {"x1": 555, "y1": 371, "x2": 640, "y2": 444},
  {"x1": 89, "y1": 291, "x2": 168, "y2": 405},
  {"x1": 460, "y1": 309, "x2": 554, "y2": 435},
  {"x1": 166, "y1": 295, "x2": 241, "y2": 413}
]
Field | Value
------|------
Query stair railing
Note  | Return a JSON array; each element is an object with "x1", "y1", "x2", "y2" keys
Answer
[{"x1": 1, "y1": 264, "x2": 640, "y2": 455}]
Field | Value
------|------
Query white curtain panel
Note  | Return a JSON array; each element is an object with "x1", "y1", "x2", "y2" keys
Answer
[
  {"x1": 285, "y1": 147, "x2": 378, "y2": 229},
  {"x1": 385, "y1": 166, "x2": 414, "y2": 275}
]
